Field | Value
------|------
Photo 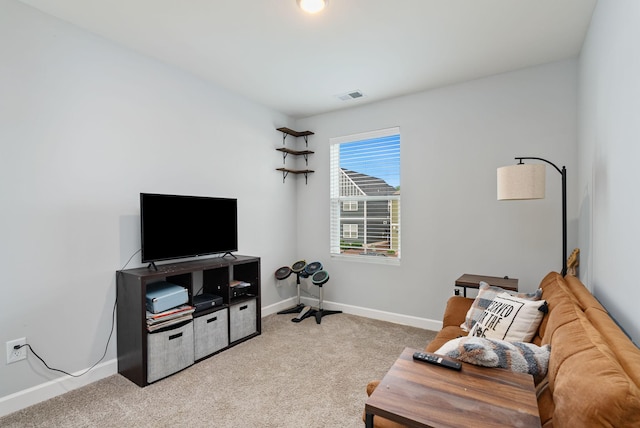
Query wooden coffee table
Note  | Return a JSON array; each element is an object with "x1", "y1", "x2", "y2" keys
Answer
[{"x1": 365, "y1": 347, "x2": 540, "y2": 428}]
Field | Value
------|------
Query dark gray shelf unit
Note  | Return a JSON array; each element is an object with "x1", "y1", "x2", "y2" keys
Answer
[{"x1": 116, "y1": 255, "x2": 261, "y2": 387}]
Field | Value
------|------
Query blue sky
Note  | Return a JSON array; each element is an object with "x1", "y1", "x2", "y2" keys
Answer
[{"x1": 339, "y1": 134, "x2": 400, "y2": 188}]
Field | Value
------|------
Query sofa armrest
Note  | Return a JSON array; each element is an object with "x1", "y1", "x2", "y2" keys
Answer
[
  {"x1": 442, "y1": 295, "x2": 474, "y2": 328},
  {"x1": 366, "y1": 380, "x2": 380, "y2": 397}
]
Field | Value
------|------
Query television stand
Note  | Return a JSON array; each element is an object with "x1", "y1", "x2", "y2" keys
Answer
[
  {"x1": 147, "y1": 262, "x2": 158, "y2": 271},
  {"x1": 116, "y1": 255, "x2": 261, "y2": 387},
  {"x1": 221, "y1": 252, "x2": 237, "y2": 259}
]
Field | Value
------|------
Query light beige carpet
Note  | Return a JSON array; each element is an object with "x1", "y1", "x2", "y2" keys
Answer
[{"x1": 0, "y1": 313, "x2": 436, "y2": 428}]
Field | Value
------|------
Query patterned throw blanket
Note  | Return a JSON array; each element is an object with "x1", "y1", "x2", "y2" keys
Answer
[{"x1": 435, "y1": 336, "x2": 550, "y2": 383}]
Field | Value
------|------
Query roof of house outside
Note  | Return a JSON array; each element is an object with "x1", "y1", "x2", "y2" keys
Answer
[{"x1": 341, "y1": 169, "x2": 397, "y2": 196}]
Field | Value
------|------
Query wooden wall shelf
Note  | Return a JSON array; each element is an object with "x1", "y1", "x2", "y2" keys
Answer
[
  {"x1": 276, "y1": 127, "x2": 315, "y2": 184},
  {"x1": 277, "y1": 127, "x2": 314, "y2": 138},
  {"x1": 276, "y1": 168, "x2": 314, "y2": 184}
]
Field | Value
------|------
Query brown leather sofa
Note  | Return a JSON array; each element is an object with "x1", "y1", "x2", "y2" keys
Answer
[{"x1": 365, "y1": 272, "x2": 640, "y2": 427}]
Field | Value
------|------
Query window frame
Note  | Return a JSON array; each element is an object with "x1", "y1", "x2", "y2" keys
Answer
[{"x1": 329, "y1": 127, "x2": 400, "y2": 265}]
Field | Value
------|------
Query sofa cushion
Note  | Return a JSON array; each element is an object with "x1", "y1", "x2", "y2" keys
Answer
[
  {"x1": 424, "y1": 325, "x2": 466, "y2": 353},
  {"x1": 460, "y1": 282, "x2": 542, "y2": 332},
  {"x1": 468, "y1": 293, "x2": 546, "y2": 342},
  {"x1": 424, "y1": 296, "x2": 474, "y2": 354},
  {"x1": 435, "y1": 336, "x2": 550, "y2": 383},
  {"x1": 584, "y1": 307, "x2": 640, "y2": 390},
  {"x1": 564, "y1": 274, "x2": 607, "y2": 312},
  {"x1": 531, "y1": 272, "x2": 569, "y2": 345},
  {"x1": 535, "y1": 376, "x2": 554, "y2": 428},
  {"x1": 442, "y1": 295, "x2": 474, "y2": 328},
  {"x1": 547, "y1": 301, "x2": 640, "y2": 426}
]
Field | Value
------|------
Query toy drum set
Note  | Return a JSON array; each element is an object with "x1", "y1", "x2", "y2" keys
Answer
[{"x1": 274, "y1": 260, "x2": 341, "y2": 324}]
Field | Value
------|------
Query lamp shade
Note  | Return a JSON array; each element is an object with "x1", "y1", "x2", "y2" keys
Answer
[{"x1": 497, "y1": 164, "x2": 545, "y2": 200}]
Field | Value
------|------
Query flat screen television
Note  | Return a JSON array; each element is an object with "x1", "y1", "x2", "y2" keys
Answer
[{"x1": 140, "y1": 193, "x2": 238, "y2": 263}]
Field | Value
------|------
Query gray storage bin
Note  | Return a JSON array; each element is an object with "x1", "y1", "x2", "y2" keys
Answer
[
  {"x1": 194, "y1": 309, "x2": 229, "y2": 360},
  {"x1": 147, "y1": 320, "x2": 194, "y2": 383},
  {"x1": 229, "y1": 299, "x2": 257, "y2": 343}
]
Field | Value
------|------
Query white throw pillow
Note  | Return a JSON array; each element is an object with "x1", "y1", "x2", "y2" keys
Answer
[
  {"x1": 460, "y1": 282, "x2": 542, "y2": 332},
  {"x1": 468, "y1": 292, "x2": 546, "y2": 342}
]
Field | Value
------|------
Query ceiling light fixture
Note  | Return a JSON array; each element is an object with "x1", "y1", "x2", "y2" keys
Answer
[{"x1": 297, "y1": 0, "x2": 328, "y2": 14}]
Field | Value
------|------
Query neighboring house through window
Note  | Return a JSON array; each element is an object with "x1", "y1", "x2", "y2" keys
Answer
[{"x1": 330, "y1": 127, "x2": 400, "y2": 263}]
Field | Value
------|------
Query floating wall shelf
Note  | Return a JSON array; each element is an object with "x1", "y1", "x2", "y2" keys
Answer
[{"x1": 276, "y1": 127, "x2": 315, "y2": 184}]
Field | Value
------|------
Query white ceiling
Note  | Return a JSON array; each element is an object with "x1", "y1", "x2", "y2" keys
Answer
[{"x1": 19, "y1": 0, "x2": 596, "y2": 118}]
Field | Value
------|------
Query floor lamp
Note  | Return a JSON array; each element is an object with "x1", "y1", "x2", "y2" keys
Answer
[{"x1": 497, "y1": 157, "x2": 567, "y2": 276}]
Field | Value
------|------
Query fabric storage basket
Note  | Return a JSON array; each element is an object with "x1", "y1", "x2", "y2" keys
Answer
[
  {"x1": 147, "y1": 320, "x2": 194, "y2": 383},
  {"x1": 194, "y1": 308, "x2": 229, "y2": 360},
  {"x1": 229, "y1": 299, "x2": 257, "y2": 343}
]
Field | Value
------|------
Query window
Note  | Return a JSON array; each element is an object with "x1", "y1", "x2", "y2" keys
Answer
[
  {"x1": 330, "y1": 127, "x2": 400, "y2": 263},
  {"x1": 343, "y1": 224, "x2": 358, "y2": 239},
  {"x1": 343, "y1": 201, "x2": 358, "y2": 211}
]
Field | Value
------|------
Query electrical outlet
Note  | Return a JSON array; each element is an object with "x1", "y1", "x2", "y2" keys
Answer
[{"x1": 6, "y1": 338, "x2": 27, "y2": 364}]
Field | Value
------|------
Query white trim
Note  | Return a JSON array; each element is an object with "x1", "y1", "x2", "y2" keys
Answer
[
  {"x1": 261, "y1": 297, "x2": 301, "y2": 316},
  {"x1": 331, "y1": 253, "x2": 400, "y2": 266},
  {"x1": 0, "y1": 359, "x2": 117, "y2": 417},
  {"x1": 330, "y1": 126, "x2": 400, "y2": 145},
  {"x1": 296, "y1": 297, "x2": 442, "y2": 331}
]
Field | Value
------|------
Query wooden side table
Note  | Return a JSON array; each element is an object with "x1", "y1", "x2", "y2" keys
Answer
[
  {"x1": 455, "y1": 273, "x2": 518, "y2": 297},
  {"x1": 365, "y1": 347, "x2": 540, "y2": 428}
]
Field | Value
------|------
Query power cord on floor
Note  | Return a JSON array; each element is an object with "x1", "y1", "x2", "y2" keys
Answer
[{"x1": 13, "y1": 249, "x2": 141, "y2": 377}]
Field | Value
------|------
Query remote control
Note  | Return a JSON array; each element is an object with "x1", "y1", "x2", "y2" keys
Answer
[{"x1": 412, "y1": 351, "x2": 462, "y2": 371}]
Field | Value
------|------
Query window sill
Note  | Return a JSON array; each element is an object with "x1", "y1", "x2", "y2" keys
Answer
[{"x1": 330, "y1": 253, "x2": 401, "y2": 266}]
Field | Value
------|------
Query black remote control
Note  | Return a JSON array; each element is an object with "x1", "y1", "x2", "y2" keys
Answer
[{"x1": 412, "y1": 351, "x2": 462, "y2": 371}]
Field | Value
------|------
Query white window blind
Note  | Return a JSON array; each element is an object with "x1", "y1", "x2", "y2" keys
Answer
[{"x1": 330, "y1": 127, "x2": 400, "y2": 263}]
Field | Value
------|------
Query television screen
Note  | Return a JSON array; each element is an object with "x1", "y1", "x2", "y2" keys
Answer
[{"x1": 140, "y1": 193, "x2": 238, "y2": 263}]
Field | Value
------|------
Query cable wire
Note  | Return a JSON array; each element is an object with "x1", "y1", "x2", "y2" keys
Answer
[{"x1": 16, "y1": 248, "x2": 141, "y2": 377}]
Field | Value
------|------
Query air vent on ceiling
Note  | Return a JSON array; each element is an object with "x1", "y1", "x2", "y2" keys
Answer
[{"x1": 337, "y1": 90, "x2": 365, "y2": 101}]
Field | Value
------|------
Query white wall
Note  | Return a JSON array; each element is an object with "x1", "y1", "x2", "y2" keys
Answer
[
  {"x1": 578, "y1": 0, "x2": 640, "y2": 345},
  {"x1": 0, "y1": 0, "x2": 299, "y2": 410},
  {"x1": 295, "y1": 60, "x2": 578, "y2": 325}
]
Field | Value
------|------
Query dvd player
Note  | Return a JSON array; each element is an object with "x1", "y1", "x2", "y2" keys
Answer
[{"x1": 193, "y1": 293, "x2": 224, "y2": 312}]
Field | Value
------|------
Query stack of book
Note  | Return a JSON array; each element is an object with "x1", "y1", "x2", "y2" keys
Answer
[
  {"x1": 146, "y1": 304, "x2": 195, "y2": 332},
  {"x1": 230, "y1": 280, "x2": 251, "y2": 288},
  {"x1": 230, "y1": 279, "x2": 252, "y2": 298}
]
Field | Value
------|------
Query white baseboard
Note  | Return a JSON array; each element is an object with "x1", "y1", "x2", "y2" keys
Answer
[
  {"x1": 1, "y1": 298, "x2": 442, "y2": 418},
  {"x1": 261, "y1": 296, "x2": 301, "y2": 316},
  {"x1": 296, "y1": 297, "x2": 443, "y2": 331},
  {"x1": 263, "y1": 296, "x2": 442, "y2": 331},
  {"x1": 0, "y1": 358, "x2": 117, "y2": 418}
]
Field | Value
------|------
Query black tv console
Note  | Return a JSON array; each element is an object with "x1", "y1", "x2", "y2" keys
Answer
[{"x1": 116, "y1": 255, "x2": 261, "y2": 386}]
